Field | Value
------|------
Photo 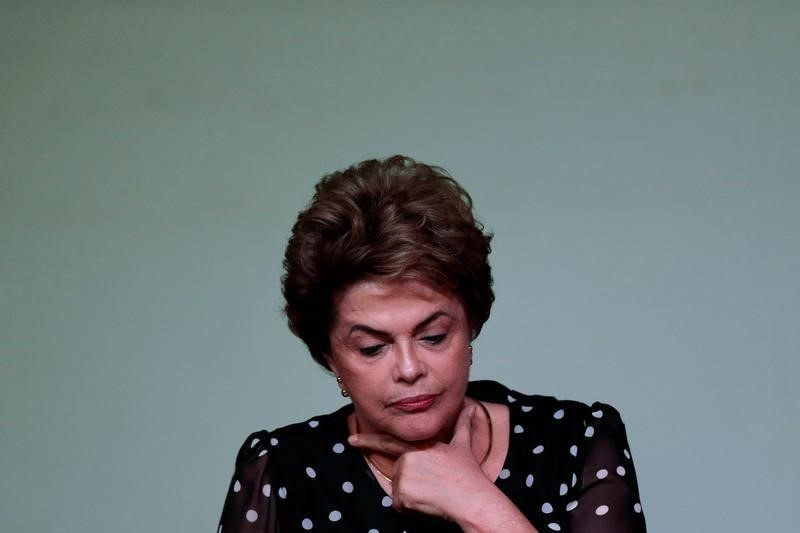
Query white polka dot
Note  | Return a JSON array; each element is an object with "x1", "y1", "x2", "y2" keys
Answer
[
  {"x1": 596, "y1": 469, "x2": 608, "y2": 479},
  {"x1": 548, "y1": 523, "x2": 561, "y2": 531},
  {"x1": 525, "y1": 474, "x2": 534, "y2": 487},
  {"x1": 258, "y1": 449, "x2": 267, "y2": 457},
  {"x1": 342, "y1": 481, "x2": 353, "y2": 493},
  {"x1": 553, "y1": 409, "x2": 565, "y2": 420},
  {"x1": 246, "y1": 510, "x2": 258, "y2": 522},
  {"x1": 571, "y1": 473, "x2": 577, "y2": 487},
  {"x1": 301, "y1": 518, "x2": 313, "y2": 530},
  {"x1": 513, "y1": 424, "x2": 524, "y2": 434},
  {"x1": 381, "y1": 496, "x2": 393, "y2": 507},
  {"x1": 262, "y1": 483, "x2": 271, "y2": 497},
  {"x1": 542, "y1": 502, "x2": 553, "y2": 514},
  {"x1": 328, "y1": 510, "x2": 342, "y2": 522},
  {"x1": 270, "y1": 437, "x2": 279, "y2": 446},
  {"x1": 616, "y1": 466, "x2": 626, "y2": 476},
  {"x1": 305, "y1": 466, "x2": 316, "y2": 478},
  {"x1": 250, "y1": 437, "x2": 260, "y2": 448},
  {"x1": 566, "y1": 500, "x2": 578, "y2": 512},
  {"x1": 595, "y1": 505, "x2": 609, "y2": 516},
  {"x1": 592, "y1": 409, "x2": 604, "y2": 418},
  {"x1": 584, "y1": 426, "x2": 595, "y2": 438},
  {"x1": 507, "y1": 394, "x2": 516, "y2": 403},
  {"x1": 499, "y1": 468, "x2": 511, "y2": 479},
  {"x1": 278, "y1": 487, "x2": 287, "y2": 499},
  {"x1": 569, "y1": 445, "x2": 578, "y2": 457},
  {"x1": 332, "y1": 442, "x2": 345, "y2": 454},
  {"x1": 521, "y1": 405, "x2": 533, "y2": 412},
  {"x1": 308, "y1": 420, "x2": 319, "y2": 428},
  {"x1": 233, "y1": 480, "x2": 241, "y2": 493},
  {"x1": 624, "y1": 448, "x2": 631, "y2": 459},
  {"x1": 559, "y1": 483, "x2": 568, "y2": 496},
  {"x1": 368, "y1": 530, "x2": 379, "y2": 533},
  {"x1": 533, "y1": 444, "x2": 545, "y2": 454},
  {"x1": 634, "y1": 502, "x2": 642, "y2": 513}
]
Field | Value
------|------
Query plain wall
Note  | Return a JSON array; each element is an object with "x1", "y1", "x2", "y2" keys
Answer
[{"x1": 2, "y1": 1, "x2": 798, "y2": 531}]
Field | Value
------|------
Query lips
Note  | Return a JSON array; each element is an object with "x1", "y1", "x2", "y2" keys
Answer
[{"x1": 389, "y1": 394, "x2": 438, "y2": 412}]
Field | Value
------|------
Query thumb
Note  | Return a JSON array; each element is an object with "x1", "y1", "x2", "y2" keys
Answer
[{"x1": 450, "y1": 403, "x2": 476, "y2": 448}]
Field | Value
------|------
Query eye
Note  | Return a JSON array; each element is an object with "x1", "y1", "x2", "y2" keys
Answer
[
  {"x1": 359, "y1": 344, "x2": 385, "y2": 356},
  {"x1": 421, "y1": 334, "x2": 446, "y2": 345}
]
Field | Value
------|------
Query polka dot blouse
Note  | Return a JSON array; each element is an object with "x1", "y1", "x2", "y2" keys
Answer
[{"x1": 218, "y1": 380, "x2": 646, "y2": 532}]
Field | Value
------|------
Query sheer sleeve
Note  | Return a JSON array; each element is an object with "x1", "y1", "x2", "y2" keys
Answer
[
  {"x1": 218, "y1": 431, "x2": 278, "y2": 533},
  {"x1": 568, "y1": 404, "x2": 647, "y2": 533}
]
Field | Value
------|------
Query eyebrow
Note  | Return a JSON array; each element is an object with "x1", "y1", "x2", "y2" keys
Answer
[{"x1": 347, "y1": 311, "x2": 453, "y2": 338}]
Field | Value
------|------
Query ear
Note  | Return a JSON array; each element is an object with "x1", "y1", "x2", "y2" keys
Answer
[{"x1": 323, "y1": 352, "x2": 339, "y2": 375}]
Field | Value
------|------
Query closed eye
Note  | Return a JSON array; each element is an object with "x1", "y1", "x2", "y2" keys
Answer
[
  {"x1": 359, "y1": 344, "x2": 385, "y2": 356},
  {"x1": 421, "y1": 334, "x2": 446, "y2": 345}
]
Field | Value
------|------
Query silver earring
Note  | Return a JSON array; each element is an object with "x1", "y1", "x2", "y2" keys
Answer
[{"x1": 468, "y1": 345, "x2": 474, "y2": 365}]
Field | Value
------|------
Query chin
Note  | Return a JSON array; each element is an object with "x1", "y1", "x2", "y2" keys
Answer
[
  {"x1": 389, "y1": 414, "x2": 450, "y2": 443},
  {"x1": 393, "y1": 428, "x2": 438, "y2": 443}
]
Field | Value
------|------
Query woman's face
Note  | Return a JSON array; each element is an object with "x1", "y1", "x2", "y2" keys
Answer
[{"x1": 327, "y1": 278, "x2": 472, "y2": 443}]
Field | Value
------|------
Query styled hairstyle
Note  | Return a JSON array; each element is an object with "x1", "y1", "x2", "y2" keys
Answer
[{"x1": 282, "y1": 155, "x2": 494, "y2": 369}]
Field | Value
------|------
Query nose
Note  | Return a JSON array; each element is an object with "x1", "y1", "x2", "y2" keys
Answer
[{"x1": 392, "y1": 341, "x2": 426, "y2": 383}]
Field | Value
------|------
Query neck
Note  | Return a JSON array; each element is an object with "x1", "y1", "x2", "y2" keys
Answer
[{"x1": 353, "y1": 399, "x2": 493, "y2": 482}]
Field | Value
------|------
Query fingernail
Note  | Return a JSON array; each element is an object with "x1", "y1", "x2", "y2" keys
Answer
[{"x1": 347, "y1": 435, "x2": 358, "y2": 445}]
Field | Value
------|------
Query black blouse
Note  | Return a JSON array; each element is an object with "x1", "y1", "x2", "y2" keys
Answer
[{"x1": 218, "y1": 380, "x2": 646, "y2": 532}]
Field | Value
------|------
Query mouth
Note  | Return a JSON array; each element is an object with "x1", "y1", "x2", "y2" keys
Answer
[{"x1": 389, "y1": 394, "x2": 439, "y2": 413}]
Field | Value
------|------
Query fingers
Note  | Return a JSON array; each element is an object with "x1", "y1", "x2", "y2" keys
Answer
[
  {"x1": 449, "y1": 403, "x2": 476, "y2": 447},
  {"x1": 348, "y1": 433, "x2": 416, "y2": 456}
]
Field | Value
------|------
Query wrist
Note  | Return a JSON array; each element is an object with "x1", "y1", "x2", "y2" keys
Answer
[{"x1": 453, "y1": 483, "x2": 537, "y2": 533}]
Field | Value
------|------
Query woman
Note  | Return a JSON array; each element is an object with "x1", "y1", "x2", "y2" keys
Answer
[{"x1": 219, "y1": 156, "x2": 646, "y2": 532}]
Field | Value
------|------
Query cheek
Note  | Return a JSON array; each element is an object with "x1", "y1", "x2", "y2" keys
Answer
[
  {"x1": 342, "y1": 363, "x2": 390, "y2": 397},
  {"x1": 428, "y1": 351, "x2": 471, "y2": 391},
  {"x1": 447, "y1": 357, "x2": 470, "y2": 377},
  {"x1": 445, "y1": 346, "x2": 471, "y2": 371}
]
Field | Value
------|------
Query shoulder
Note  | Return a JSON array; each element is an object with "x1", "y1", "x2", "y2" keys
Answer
[
  {"x1": 470, "y1": 381, "x2": 638, "y2": 505},
  {"x1": 470, "y1": 379, "x2": 629, "y2": 460},
  {"x1": 470, "y1": 379, "x2": 625, "y2": 423},
  {"x1": 232, "y1": 404, "x2": 352, "y2": 471},
  {"x1": 220, "y1": 405, "x2": 357, "y2": 531}
]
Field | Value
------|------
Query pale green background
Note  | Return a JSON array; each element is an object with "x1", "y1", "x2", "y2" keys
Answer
[{"x1": 2, "y1": 1, "x2": 798, "y2": 532}]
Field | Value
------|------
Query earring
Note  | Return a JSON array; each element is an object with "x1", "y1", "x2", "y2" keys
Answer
[
  {"x1": 468, "y1": 344, "x2": 474, "y2": 365},
  {"x1": 336, "y1": 376, "x2": 349, "y2": 397}
]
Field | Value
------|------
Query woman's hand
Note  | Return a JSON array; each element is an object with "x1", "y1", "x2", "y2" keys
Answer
[
  {"x1": 349, "y1": 403, "x2": 489, "y2": 520},
  {"x1": 348, "y1": 403, "x2": 539, "y2": 532}
]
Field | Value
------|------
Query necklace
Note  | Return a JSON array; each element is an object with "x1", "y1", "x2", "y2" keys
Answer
[{"x1": 360, "y1": 401, "x2": 494, "y2": 483}]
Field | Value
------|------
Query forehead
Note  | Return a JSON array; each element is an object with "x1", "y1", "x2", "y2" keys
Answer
[{"x1": 332, "y1": 278, "x2": 463, "y2": 329}]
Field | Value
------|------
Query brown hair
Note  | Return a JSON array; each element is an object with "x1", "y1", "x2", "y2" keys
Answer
[{"x1": 282, "y1": 155, "x2": 494, "y2": 369}]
